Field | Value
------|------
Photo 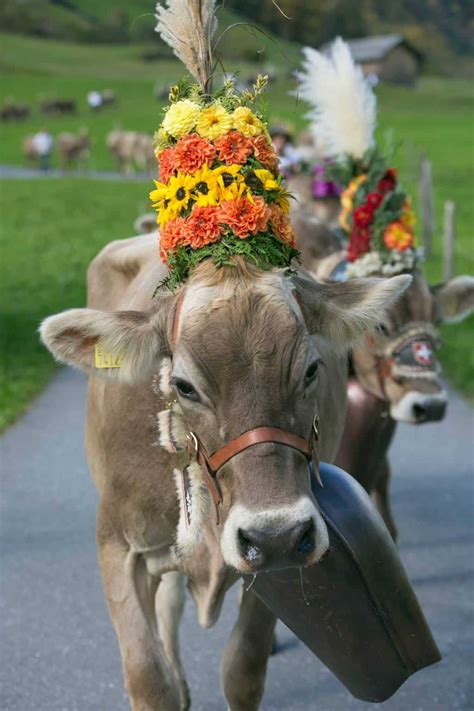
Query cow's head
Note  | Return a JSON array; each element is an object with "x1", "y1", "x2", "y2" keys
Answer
[
  {"x1": 352, "y1": 271, "x2": 474, "y2": 424},
  {"x1": 40, "y1": 259, "x2": 410, "y2": 573}
]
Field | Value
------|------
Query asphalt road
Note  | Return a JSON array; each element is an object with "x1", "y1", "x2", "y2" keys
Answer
[{"x1": 1, "y1": 369, "x2": 473, "y2": 711}]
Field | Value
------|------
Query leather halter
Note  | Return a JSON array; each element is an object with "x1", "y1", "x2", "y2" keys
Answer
[{"x1": 171, "y1": 287, "x2": 320, "y2": 524}]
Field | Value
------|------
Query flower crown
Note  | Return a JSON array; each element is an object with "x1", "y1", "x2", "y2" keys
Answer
[
  {"x1": 150, "y1": 77, "x2": 298, "y2": 289},
  {"x1": 330, "y1": 148, "x2": 418, "y2": 278},
  {"x1": 298, "y1": 38, "x2": 419, "y2": 279}
]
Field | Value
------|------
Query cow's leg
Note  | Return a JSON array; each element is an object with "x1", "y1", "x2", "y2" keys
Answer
[
  {"x1": 221, "y1": 584, "x2": 277, "y2": 711},
  {"x1": 155, "y1": 571, "x2": 190, "y2": 710},
  {"x1": 98, "y1": 539, "x2": 181, "y2": 711},
  {"x1": 372, "y1": 457, "x2": 398, "y2": 542}
]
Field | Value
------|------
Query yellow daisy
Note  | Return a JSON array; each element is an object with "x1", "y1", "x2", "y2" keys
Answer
[
  {"x1": 214, "y1": 164, "x2": 246, "y2": 201},
  {"x1": 162, "y1": 99, "x2": 201, "y2": 139},
  {"x1": 149, "y1": 180, "x2": 169, "y2": 207},
  {"x1": 196, "y1": 103, "x2": 232, "y2": 140},
  {"x1": 232, "y1": 106, "x2": 264, "y2": 137}
]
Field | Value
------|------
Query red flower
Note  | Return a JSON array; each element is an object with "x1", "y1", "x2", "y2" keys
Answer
[
  {"x1": 366, "y1": 191, "x2": 383, "y2": 211},
  {"x1": 377, "y1": 168, "x2": 397, "y2": 195},
  {"x1": 157, "y1": 147, "x2": 176, "y2": 183},
  {"x1": 173, "y1": 133, "x2": 216, "y2": 174},
  {"x1": 353, "y1": 205, "x2": 374, "y2": 227},
  {"x1": 347, "y1": 226, "x2": 371, "y2": 262}
]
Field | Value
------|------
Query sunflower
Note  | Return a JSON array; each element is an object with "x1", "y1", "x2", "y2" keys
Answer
[
  {"x1": 166, "y1": 172, "x2": 196, "y2": 216},
  {"x1": 254, "y1": 168, "x2": 279, "y2": 191},
  {"x1": 214, "y1": 164, "x2": 247, "y2": 201},
  {"x1": 196, "y1": 103, "x2": 232, "y2": 140},
  {"x1": 149, "y1": 180, "x2": 169, "y2": 209},
  {"x1": 193, "y1": 164, "x2": 220, "y2": 207}
]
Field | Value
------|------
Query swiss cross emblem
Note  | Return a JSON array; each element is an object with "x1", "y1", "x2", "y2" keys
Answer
[{"x1": 412, "y1": 341, "x2": 433, "y2": 366}]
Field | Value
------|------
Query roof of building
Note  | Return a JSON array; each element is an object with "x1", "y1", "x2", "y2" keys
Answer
[{"x1": 321, "y1": 34, "x2": 423, "y2": 63}]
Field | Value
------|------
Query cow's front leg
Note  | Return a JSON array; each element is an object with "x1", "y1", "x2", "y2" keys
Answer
[
  {"x1": 220, "y1": 584, "x2": 277, "y2": 711},
  {"x1": 98, "y1": 539, "x2": 181, "y2": 711},
  {"x1": 155, "y1": 571, "x2": 190, "y2": 710}
]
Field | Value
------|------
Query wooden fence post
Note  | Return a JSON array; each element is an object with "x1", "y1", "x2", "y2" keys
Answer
[
  {"x1": 443, "y1": 200, "x2": 455, "y2": 282},
  {"x1": 419, "y1": 158, "x2": 434, "y2": 258}
]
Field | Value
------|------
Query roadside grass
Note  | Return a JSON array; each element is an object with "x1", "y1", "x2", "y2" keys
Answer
[
  {"x1": 0, "y1": 178, "x2": 150, "y2": 430},
  {"x1": 0, "y1": 34, "x2": 472, "y2": 429}
]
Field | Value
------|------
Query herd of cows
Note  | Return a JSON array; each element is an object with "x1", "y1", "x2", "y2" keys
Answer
[{"x1": 39, "y1": 151, "x2": 473, "y2": 709}]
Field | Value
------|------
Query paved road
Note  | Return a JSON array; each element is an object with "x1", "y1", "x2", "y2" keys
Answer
[
  {"x1": 0, "y1": 164, "x2": 150, "y2": 182},
  {"x1": 1, "y1": 369, "x2": 473, "y2": 710}
]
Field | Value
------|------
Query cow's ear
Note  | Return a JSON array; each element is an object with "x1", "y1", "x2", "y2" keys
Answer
[
  {"x1": 40, "y1": 296, "x2": 175, "y2": 383},
  {"x1": 431, "y1": 276, "x2": 474, "y2": 324},
  {"x1": 293, "y1": 273, "x2": 412, "y2": 352}
]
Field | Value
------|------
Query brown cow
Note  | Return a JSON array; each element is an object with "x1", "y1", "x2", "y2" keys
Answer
[
  {"x1": 40, "y1": 233, "x2": 409, "y2": 710},
  {"x1": 57, "y1": 129, "x2": 90, "y2": 169},
  {"x1": 296, "y1": 212, "x2": 474, "y2": 538}
]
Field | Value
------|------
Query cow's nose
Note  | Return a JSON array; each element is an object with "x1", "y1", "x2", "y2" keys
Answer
[
  {"x1": 237, "y1": 519, "x2": 316, "y2": 571},
  {"x1": 412, "y1": 399, "x2": 447, "y2": 423}
]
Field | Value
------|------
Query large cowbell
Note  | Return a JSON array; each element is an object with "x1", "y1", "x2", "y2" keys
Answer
[{"x1": 243, "y1": 463, "x2": 441, "y2": 703}]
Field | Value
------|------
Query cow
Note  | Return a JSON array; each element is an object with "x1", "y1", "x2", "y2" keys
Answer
[
  {"x1": 106, "y1": 130, "x2": 155, "y2": 174},
  {"x1": 1, "y1": 100, "x2": 30, "y2": 121},
  {"x1": 57, "y1": 129, "x2": 90, "y2": 169},
  {"x1": 40, "y1": 98, "x2": 77, "y2": 115},
  {"x1": 40, "y1": 232, "x2": 410, "y2": 710},
  {"x1": 295, "y1": 212, "x2": 474, "y2": 539}
]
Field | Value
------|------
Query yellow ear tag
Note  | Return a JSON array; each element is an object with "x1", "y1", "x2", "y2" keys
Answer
[{"x1": 94, "y1": 344, "x2": 124, "y2": 369}]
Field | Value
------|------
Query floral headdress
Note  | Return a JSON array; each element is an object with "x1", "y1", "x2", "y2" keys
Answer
[
  {"x1": 297, "y1": 38, "x2": 419, "y2": 278},
  {"x1": 150, "y1": 1, "x2": 298, "y2": 289}
]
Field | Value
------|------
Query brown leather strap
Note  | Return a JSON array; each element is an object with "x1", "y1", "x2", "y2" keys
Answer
[
  {"x1": 207, "y1": 427, "x2": 312, "y2": 473},
  {"x1": 172, "y1": 287, "x2": 187, "y2": 349}
]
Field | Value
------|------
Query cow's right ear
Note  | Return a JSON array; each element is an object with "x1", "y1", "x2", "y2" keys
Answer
[{"x1": 39, "y1": 297, "x2": 175, "y2": 383}]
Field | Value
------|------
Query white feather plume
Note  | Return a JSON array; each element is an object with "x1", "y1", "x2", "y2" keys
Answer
[
  {"x1": 297, "y1": 37, "x2": 377, "y2": 159},
  {"x1": 155, "y1": 0, "x2": 217, "y2": 91}
]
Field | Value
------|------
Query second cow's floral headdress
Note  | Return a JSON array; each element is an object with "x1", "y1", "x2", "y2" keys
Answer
[
  {"x1": 150, "y1": 1, "x2": 297, "y2": 289},
  {"x1": 298, "y1": 38, "x2": 419, "y2": 278}
]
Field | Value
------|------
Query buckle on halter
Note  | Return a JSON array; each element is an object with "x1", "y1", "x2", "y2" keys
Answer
[{"x1": 312, "y1": 414, "x2": 320, "y2": 442}]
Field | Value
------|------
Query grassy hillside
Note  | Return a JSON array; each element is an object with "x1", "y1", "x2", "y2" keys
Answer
[{"x1": 0, "y1": 31, "x2": 473, "y2": 429}]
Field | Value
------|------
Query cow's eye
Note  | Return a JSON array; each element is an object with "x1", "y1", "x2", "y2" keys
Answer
[
  {"x1": 305, "y1": 361, "x2": 319, "y2": 384},
  {"x1": 173, "y1": 378, "x2": 199, "y2": 401}
]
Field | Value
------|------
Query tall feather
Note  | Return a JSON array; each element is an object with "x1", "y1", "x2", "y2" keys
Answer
[
  {"x1": 155, "y1": 0, "x2": 217, "y2": 92},
  {"x1": 297, "y1": 38, "x2": 377, "y2": 159}
]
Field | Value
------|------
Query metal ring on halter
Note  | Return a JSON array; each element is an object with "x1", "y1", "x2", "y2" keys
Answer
[
  {"x1": 312, "y1": 414, "x2": 320, "y2": 441},
  {"x1": 186, "y1": 431, "x2": 199, "y2": 456}
]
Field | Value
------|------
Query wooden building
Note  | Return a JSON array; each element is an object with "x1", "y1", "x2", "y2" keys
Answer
[{"x1": 323, "y1": 34, "x2": 423, "y2": 86}]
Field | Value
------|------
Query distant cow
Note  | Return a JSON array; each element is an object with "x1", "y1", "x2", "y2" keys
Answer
[
  {"x1": 57, "y1": 129, "x2": 90, "y2": 168},
  {"x1": 106, "y1": 129, "x2": 155, "y2": 174},
  {"x1": 1, "y1": 101, "x2": 30, "y2": 121},
  {"x1": 23, "y1": 131, "x2": 54, "y2": 169},
  {"x1": 41, "y1": 99, "x2": 77, "y2": 115}
]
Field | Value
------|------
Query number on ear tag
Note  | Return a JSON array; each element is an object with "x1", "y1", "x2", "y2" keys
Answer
[{"x1": 94, "y1": 345, "x2": 124, "y2": 369}]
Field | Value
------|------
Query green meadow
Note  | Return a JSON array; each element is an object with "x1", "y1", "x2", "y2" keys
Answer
[{"x1": 1, "y1": 32, "x2": 473, "y2": 429}]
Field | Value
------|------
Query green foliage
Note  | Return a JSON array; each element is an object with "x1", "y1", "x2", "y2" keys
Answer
[{"x1": 161, "y1": 232, "x2": 299, "y2": 291}]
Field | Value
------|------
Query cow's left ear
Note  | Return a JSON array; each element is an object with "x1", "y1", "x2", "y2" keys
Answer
[{"x1": 432, "y1": 276, "x2": 474, "y2": 324}]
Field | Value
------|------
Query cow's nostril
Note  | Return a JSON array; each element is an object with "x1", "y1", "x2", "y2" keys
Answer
[
  {"x1": 296, "y1": 519, "x2": 315, "y2": 555},
  {"x1": 413, "y1": 403, "x2": 427, "y2": 422},
  {"x1": 238, "y1": 528, "x2": 261, "y2": 562}
]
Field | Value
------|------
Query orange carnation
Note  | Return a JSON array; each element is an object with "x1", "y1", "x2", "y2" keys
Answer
[
  {"x1": 383, "y1": 221, "x2": 414, "y2": 252},
  {"x1": 160, "y1": 216, "x2": 189, "y2": 262},
  {"x1": 252, "y1": 135, "x2": 279, "y2": 174},
  {"x1": 218, "y1": 195, "x2": 270, "y2": 239},
  {"x1": 214, "y1": 130, "x2": 253, "y2": 165},
  {"x1": 186, "y1": 205, "x2": 221, "y2": 248},
  {"x1": 157, "y1": 146, "x2": 176, "y2": 183},
  {"x1": 269, "y1": 204, "x2": 296, "y2": 247},
  {"x1": 173, "y1": 133, "x2": 216, "y2": 174}
]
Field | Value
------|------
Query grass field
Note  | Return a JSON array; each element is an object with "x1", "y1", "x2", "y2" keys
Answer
[{"x1": 1, "y1": 31, "x2": 473, "y2": 429}]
